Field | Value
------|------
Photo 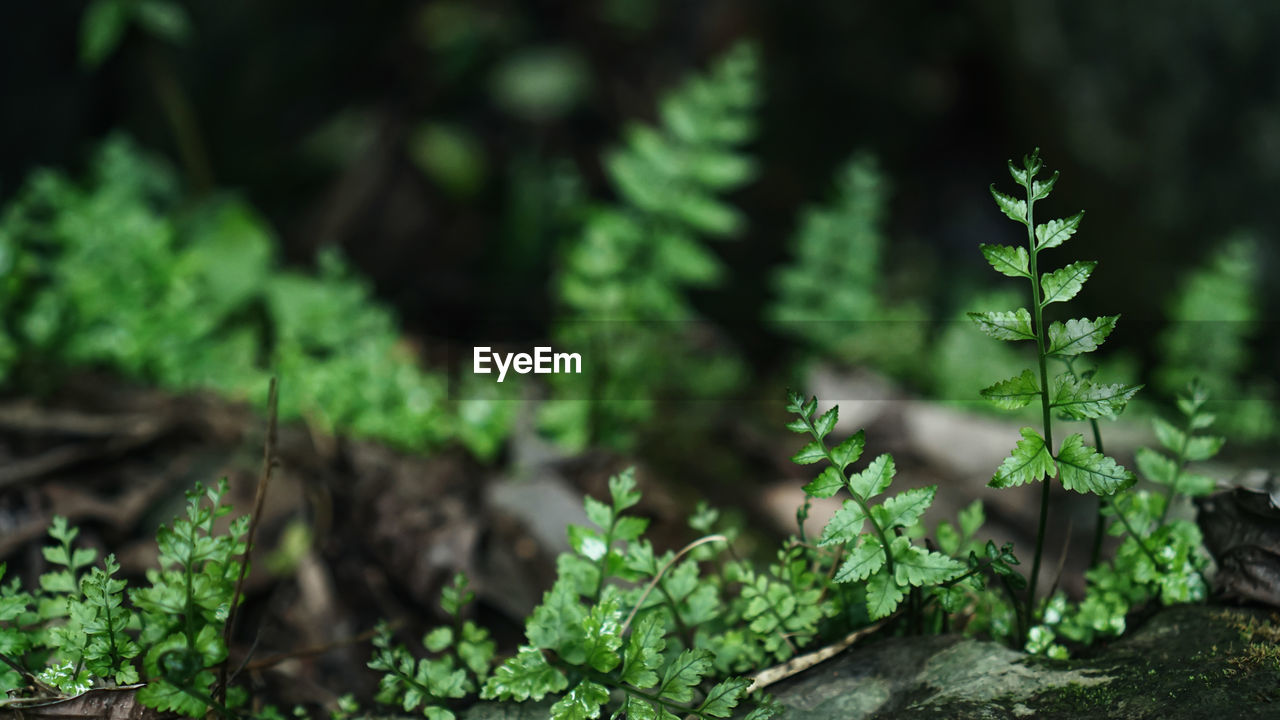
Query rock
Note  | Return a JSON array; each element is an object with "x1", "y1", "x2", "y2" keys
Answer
[{"x1": 767, "y1": 604, "x2": 1280, "y2": 719}]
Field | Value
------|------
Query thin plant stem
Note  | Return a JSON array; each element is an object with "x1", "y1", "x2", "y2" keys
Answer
[{"x1": 1025, "y1": 159, "x2": 1055, "y2": 642}]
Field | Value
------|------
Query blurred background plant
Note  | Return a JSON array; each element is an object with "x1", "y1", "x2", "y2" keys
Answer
[{"x1": 0, "y1": 0, "x2": 1276, "y2": 454}]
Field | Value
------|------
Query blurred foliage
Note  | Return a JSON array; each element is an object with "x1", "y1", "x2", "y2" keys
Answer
[
  {"x1": 1154, "y1": 236, "x2": 1276, "y2": 441},
  {"x1": 0, "y1": 136, "x2": 511, "y2": 457},
  {"x1": 540, "y1": 41, "x2": 760, "y2": 450},
  {"x1": 80, "y1": 0, "x2": 190, "y2": 67},
  {"x1": 770, "y1": 155, "x2": 928, "y2": 384}
]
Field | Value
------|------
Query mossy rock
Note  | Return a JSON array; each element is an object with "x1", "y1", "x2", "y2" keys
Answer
[{"x1": 767, "y1": 605, "x2": 1280, "y2": 719}]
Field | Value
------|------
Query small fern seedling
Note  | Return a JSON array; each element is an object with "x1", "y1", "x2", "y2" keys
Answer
[
  {"x1": 482, "y1": 469, "x2": 775, "y2": 720},
  {"x1": 786, "y1": 391, "x2": 966, "y2": 621},
  {"x1": 130, "y1": 479, "x2": 247, "y2": 717},
  {"x1": 368, "y1": 574, "x2": 495, "y2": 720},
  {"x1": 973, "y1": 150, "x2": 1138, "y2": 639}
]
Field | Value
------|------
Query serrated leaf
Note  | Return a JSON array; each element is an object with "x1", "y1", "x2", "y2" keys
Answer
[
  {"x1": 1135, "y1": 448, "x2": 1178, "y2": 485},
  {"x1": 1046, "y1": 316, "x2": 1117, "y2": 357},
  {"x1": 620, "y1": 697, "x2": 660, "y2": 720},
  {"x1": 847, "y1": 454, "x2": 895, "y2": 500},
  {"x1": 658, "y1": 649, "x2": 713, "y2": 703},
  {"x1": 968, "y1": 309, "x2": 1036, "y2": 342},
  {"x1": 1040, "y1": 261, "x2": 1096, "y2": 306},
  {"x1": 990, "y1": 187, "x2": 1027, "y2": 224},
  {"x1": 481, "y1": 647, "x2": 568, "y2": 701},
  {"x1": 1050, "y1": 375, "x2": 1140, "y2": 420},
  {"x1": 865, "y1": 570, "x2": 905, "y2": 619},
  {"x1": 813, "y1": 406, "x2": 838, "y2": 439},
  {"x1": 981, "y1": 244, "x2": 1030, "y2": 278},
  {"x1": 791, "y1": 440, "x2": 827, "y2": 465},
  {"x1": 981, "y1": 369, "x2": 1040, "y2": 410},
  {"x1": 833, "y1": 536, "x2": 885, "y2": 583},
  {"x1": 698, "y1": 677, "x2": 752, "y2": 717},
  {"x1": 803, "y1": 466, "x2": 846, "y2": 499},
  {"x1": 817, "y1": 500, "x2": 866, "y2": 547},
  {"x1": 990, "y1": 428, "x2": 1056, "y2": 488},
  {"x1": 1056, "y1": 434, "x2": 1135, "y2": 495},
  {"x1": 621, "y1": 613, "x2": 666, "y2": 688},
  {"x1": 1035, "y1": 212, "x2": 1083, "y2": 250},
  {"x1": 784, "y1": 418, "x2": 808, "y2": 433},
  {"x1": 1031, "y1": 171, "x2": 1058, "y2": 200},
  {"x1": 872, "y1": 486, "x2": 936, "y2": 530},
  {"x1": 830, "y1": 430, "x2": 866, "y2": 470},
  {"x1": 551, "y1": 681, "x2": 609, "y2": 720},
  {"x1": 891, "y1": 540, "x2": 966, "y2": 587}
]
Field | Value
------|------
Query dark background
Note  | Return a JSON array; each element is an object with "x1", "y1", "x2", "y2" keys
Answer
[{"x1": 2, "y1": 0, "x2": 1277, "y2": 379}]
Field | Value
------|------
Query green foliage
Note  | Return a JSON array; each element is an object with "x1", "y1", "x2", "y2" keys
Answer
[
  {"x1": 131, "y1": 479, "x2": 246, "y2": 715},
  {"x1": 1031, "y1": 382, "x2": 1220, "y2": 655},
  {"x1": 542, "y1": 42, "x2": 760, "y2": 449},
  {"x1": 0, "y1": 479, "x2": 252, "y2": 717},
  {"x1": 786, "y1": 391, "x2": 966, "y2": 619},
  {"x1": 0, "y1": 136, "x2": 511, "y2": 458},
  {"x1": 80, "y1": 0, "x2": 192, "y2": 68},
  {"x1": 479, "y1": 469, "x2": 777, "y2": 719},
  {"x1": 770, "y1": 155, "x2": 927, "y2": 379},
  {"x1": 369, "y1": 574, "x2": 495, "y2": 719},
  {"x1": 1155, "y1": 236, "x2": 1277, "y2": 441},
  {"x1": 974, "y1": 151, "x2": 1139, "y2": 635}
]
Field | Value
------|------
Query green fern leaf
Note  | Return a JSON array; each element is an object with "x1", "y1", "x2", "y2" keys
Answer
[
  {"x1": 1049, "y1": 375, "x2": 1140, "y2": 419},
  {"x1": 1046, "y1": 316, "x2": 1117, "y2": 357},
  {"x1": 481, "y1": 648, "x2": 568, "y2": 702},
  {"x1": 550, "y1": 681, "x2": 609, "y2": 720},
  {"x1": 1040, "y1": 261, "x2": 1096, "y2": 306},
  {"x1": 1034, "y1": 212, "x2": 1083, "y2": 250},
  {"x1": 1056, "y1": 434, "x2": 1135, "y2": 495},
  {"x1": 981, "y1": 369, "x2": 1040, "y2": 410},
  {"x1": 846, "y1": 454, "x2": 895, "y2": 500},
  {"x1": 697, "y1": 677, "x2": 753, "y2": 718},
  {"x1": 865, "y1": 570, "x2": 905, "y2": 619},
  {"x1": 968, "y1": 309, "x2": 1036, "y2": 342},
  {"x1": 802, "y1": 466, "x2": 846, "y2": 499},
  {"x1": 990, "y1": 428, "x2": 1056, "y2": 488},
  {"x1": 990, "y1": 187, "x2": 1028, "y2": 224},
  {"x1": 981, "y1": 244, "x2": 1030, "y2": 278},
  {"x1": 871, "y1": 486, "x2": 936, "y2": 531},
  {"x1": 658, "y1": 649, "x2": 713, "y2": 703},
  {"x1": 830, "y1": 430, "x2": 866, "y2": 471},
  {"x1": 833, "y1": 536, "x2": 886, "y2": 583},
  {"x1": 817, "y1": 501, "x2": 866, "y2": 547}
]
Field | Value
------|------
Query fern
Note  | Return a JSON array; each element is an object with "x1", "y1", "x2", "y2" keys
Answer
[
  {"x1": 129, "y1": 480, "x2": 247, "y2": 716},
  {"x1": 770, "y1": 154, "x2": 927, "y2": 379},
  {"x1": 480, "y1": 469, "x2": 777, "y2": 719},
  {"x1": 786, "y1": 391, "x2": 966, "y2": 620},
  {"x1": 543, "y1": 42, "x2": 761, "y2": 450},
  {"x1": 0, "y1": 137, "x2": 511, "y2": 458},
  {"x1": 973, "y1": 151, "x2": 1140, "y2": 641},
  {"x1": 368, "y1": 575, "x2": 495, "y2": 720},
  {"x1": 1032, "y1": 382, "x2": 1220, "y2": 656}
]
